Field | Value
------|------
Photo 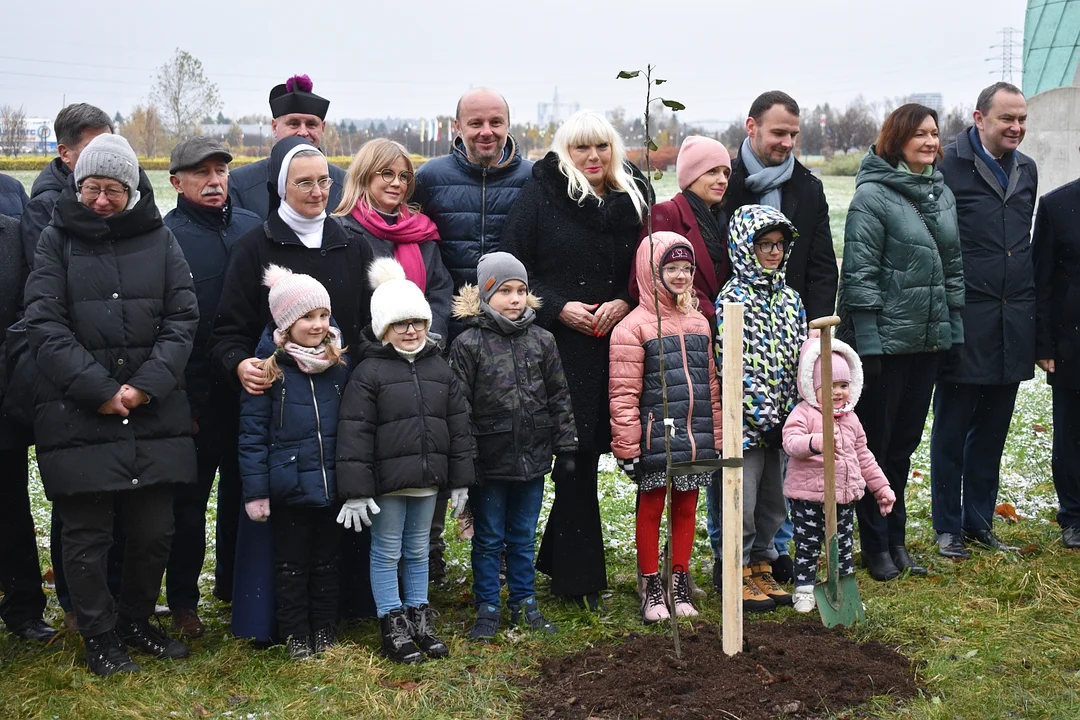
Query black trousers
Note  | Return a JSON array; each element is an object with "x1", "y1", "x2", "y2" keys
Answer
[
  {"x1": 930, "y1": 381, "x2": 1020, "y2": 533},
  {"x1": 270, "y1": 505, "x2": 340, "y2": 638},
  {"x1": 54, "y1": 484, "x2": 176, "y2": 638},
  {"x1": 855, "y1": 353, "x2": 938, "y2": 554},
  {"x1": 1052, "y1": 385, "x2": 1080, "y2": 530},
  {"x1": 165, "y1": 451, "x2": 217, "y2": 609},
  {"x1": 213, "y1": 446, "x2": 241, "y2": 600},
  {"x1": 535, "y1": 451, "x2": 607, "y2": 597},
  {"x1": 0, "y1": 448, "x2": 47, "y2": 629},
  {"x1": 52, "y1": 507, "x2": 124, "y2": 612}
]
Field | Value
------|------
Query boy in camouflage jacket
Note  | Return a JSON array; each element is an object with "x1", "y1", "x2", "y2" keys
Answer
[{"x1": 448, "y1": 252, "x2": 576, "y2": 642}]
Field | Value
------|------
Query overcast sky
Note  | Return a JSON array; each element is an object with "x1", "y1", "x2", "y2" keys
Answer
[{"x1": 2, "y1": 0, "x2": 1027, "y2": 126}]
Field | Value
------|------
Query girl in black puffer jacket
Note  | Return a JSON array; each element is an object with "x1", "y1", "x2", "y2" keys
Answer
[
  {"x1": 336, "y1": 258, "x2": 473, "y2": 664},
  {"x1": 237, "y1": 265, "x2": 349, "y2": 660}
]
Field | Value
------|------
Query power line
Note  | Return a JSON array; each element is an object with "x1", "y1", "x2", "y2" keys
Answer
[{"x1": 987, "y1": 27, "x2": 1021, "y2": 83}]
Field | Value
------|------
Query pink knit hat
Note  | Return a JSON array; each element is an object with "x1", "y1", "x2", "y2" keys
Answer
[
  {"x1": 263, "y1": 264, "x2": 332, "y2": 331},
  {"x1": 676, "y1": 136, "x2": 732, "y2": 191},
  {"x1": 813, "y1": 352, "x2": 852, "y2": 391}
]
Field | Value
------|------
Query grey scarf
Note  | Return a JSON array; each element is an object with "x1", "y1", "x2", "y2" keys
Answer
[
  {"x1": 740, "y1": 137, "x2": 794, "y2": 210},
  {"x1": 480, "y1": 301, "x2": 536, "y2": 335}
]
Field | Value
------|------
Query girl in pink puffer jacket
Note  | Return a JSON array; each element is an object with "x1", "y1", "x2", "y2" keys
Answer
[{"x1": 782, "y1": 337, "x2": 896, "y2": 612}]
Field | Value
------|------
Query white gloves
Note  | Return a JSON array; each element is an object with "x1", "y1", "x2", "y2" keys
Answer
[
  {"x1": 450, "y1": 488, "x2": 469, "y2": 518},
  {"x1": 337, "y1": 497, "x2": 380, "y2": 532}
]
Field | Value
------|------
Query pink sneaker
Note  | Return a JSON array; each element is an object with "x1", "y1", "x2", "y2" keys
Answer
[
  {"x1": 669, "y1": 570, "x2": 699, "y2": 618},
  {"x1": 640, "y1": 573, "x2": 670, "y2": 624}
]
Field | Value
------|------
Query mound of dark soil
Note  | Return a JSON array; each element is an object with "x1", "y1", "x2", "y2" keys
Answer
[{"x1": 520, "y1": 618, "x2": 917, "y2": 719}]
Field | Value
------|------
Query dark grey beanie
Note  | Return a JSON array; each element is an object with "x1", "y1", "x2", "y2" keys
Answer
[
  {"x1": 477, "y1": 252, "x2": 528, "y2": 304},
  {"x1": 74, "y1": 134, "x2": 140, "y2": 192}
]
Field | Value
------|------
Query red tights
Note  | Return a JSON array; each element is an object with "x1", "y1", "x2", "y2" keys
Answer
[{"x1": 636, "y1": 486, "x2": 698, "y2": 575}]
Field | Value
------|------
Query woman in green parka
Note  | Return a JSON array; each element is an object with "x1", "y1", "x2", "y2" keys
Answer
[{"x1": 837, "y1": 104, "x2": 963, "y2": 582}]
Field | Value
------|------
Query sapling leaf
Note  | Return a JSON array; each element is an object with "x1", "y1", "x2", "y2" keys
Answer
[
  {"x1": 616, "y1": 70, "x2": 640, "y2": 79},
  {"x1": 661, "y1": 99, "x2": 686, "y2": 111},
  {"x1": 653, "y1": 170, "x2": 664, "y2": 180},
  {"x1": 646, "y1": 139, "x2": 659, "y2": 152},
  {"x1": 655, "y1": 79, "x2": 666, "y2": 85}
]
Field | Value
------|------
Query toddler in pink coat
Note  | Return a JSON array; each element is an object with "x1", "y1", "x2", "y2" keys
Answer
[{"x1": 782, "y1": 337, "x2": 896, "y2": 612}]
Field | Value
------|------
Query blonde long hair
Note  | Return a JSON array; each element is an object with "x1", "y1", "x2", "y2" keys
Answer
[
  {"x1": 552, "y1": 110, "x2": 647, "y2": 220},
  {"x1": 332, "y1": 138, "x2": 418, "y2": 217},
  {"x1": 258, "y1": 330, "x2": 348, "y2": 383}
]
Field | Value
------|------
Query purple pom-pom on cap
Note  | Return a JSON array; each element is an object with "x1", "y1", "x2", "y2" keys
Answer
[{"x1": 285, "y1": 74, "x2": 313, "y2": 93}]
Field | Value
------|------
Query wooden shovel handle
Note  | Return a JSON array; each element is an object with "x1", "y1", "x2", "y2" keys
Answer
[
  {"x1": 818, "y1": 325, "x2": 838, "y2": 556},
  {"x1": 808, "y1": 315, "x2": 841, "y2": 331}
]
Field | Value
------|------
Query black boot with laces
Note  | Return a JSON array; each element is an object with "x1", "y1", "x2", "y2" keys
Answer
[
  {"x1": 312, "y1": 627, "x2": 335, "y2": 654},
  {"x1": 85, "y1": 629, "x2": 141, "y2": 677},
  {"x1": 115, "y1": 615, "x2": 189, "y2": 660},
  {"x1": 380, "y1": 608, "x2": 424, "y2": 664},
  {"x1": 407, "y1": 605, "x2": 449, "y2": 658},
  {"x1": 286, "y1": 634, "x2": 313, "y2": 660}
]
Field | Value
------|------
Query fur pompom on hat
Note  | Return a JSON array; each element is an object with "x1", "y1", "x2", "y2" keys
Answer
[
  {"x1": 676, "y1": 135, "x2": 731, "y2": 191},
  {"x1": 368, "y1": 257, "x2": 432, "y2": 340},
  {"x1": 263, "y1": 264, "x2": 332, "y2": 332}
]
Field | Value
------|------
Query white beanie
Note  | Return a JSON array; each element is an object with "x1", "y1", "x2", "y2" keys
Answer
[{"x1": 368, "y1": 257, "x2": 432, "y2": 340}]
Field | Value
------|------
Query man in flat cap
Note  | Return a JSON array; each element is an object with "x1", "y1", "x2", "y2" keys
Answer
[
  {"x1": 228, "y1": 75, "x2": 346, "y2": 219},
  {"x1": 163, "y1": 137, "x2": 261, "y2": 633}
]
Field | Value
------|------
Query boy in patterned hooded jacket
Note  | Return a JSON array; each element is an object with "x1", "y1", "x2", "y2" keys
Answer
[{"x1": 712, "y1": 204, "x2": 807, "y2": 612}]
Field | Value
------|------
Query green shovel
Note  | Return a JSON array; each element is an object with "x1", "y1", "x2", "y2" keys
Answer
[{"x1": 808, "y1": 316, "x2": 864, "y2": 628}]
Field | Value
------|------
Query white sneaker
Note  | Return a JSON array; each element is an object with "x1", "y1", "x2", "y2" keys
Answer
[
  {"x1": 793, "y1": 585, "x2": 816, "y2": 613},
  {"x1": 640, "y1": 573, "x2": 670, "y2": 624}
]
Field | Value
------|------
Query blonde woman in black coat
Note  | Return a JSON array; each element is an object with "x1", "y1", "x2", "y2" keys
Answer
[{"x1": 501, "y1": 110, "x2": 648, "y2": 609}]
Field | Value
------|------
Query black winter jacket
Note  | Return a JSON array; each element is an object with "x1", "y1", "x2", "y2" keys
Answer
[
  {"x1": 0, "y1": 215, "x2": 31, "y2": 452},
  {"x1": 23, "y1": 172, "x2": 199, "y2": 499},
  {"x1": 165, "y1": 196, "x2": 261, "y2": 439},
  {"x1": 228, "y1": 157, "x2": 347, "y2": 220},
  {"x1": 20, "y1": 158, "x2": 70, "y2": 268},
  {"x1": 500, "y1": 152, "x2": 648, "y2": 452},
  {"x1": 448, "y1": 285, "x2": 577, "y2": 483},
  {"x1": 723, "y1": 155, "x2": 838, "y2": 320},
  {"x1": 413, "y1": 136, "x2": 534, "y2": 295},
  {"x1": 339, "y1": 213, "x2": 454, "y2": 342},
  {"x1": 0, "y1": 172, "x2": 28, "y2": 220},
  {"x1": 1033, "y1": 177, "x2": 1080, "y2": 388},
  {"x1": 336, "y1": 335, "x2": 474, "y2": 499},
  {"x1": 238, "y1": 325, "x2": 350, "y2": 506},
  {"x1": 939, "y1": 128, "x2": 1038, "y2": 385},
  {"x1": 209, "y1": 212, "x2": 373, "y2": 384}
]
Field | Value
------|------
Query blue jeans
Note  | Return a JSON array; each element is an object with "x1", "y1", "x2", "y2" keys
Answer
[
  {"x1": 471, "y1": 478, "x2": 545, "y2": 607},
  {"x1": 368, "y1": 494, "x2": 437, "y2": 618}
]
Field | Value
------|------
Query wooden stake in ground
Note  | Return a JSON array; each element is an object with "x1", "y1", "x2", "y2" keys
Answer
[{"x1": 721, "y1": 302, "x2": 744, "y2": 656}]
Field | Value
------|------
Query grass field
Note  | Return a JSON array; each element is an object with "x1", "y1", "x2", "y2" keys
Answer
[{"x1": 2, "y1": 169, "x2": 1078, "y2": 719}]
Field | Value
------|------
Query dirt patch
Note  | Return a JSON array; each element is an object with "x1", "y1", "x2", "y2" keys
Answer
[{"x1": 520, "y1": 618, "x2": 918, "y2": 719}]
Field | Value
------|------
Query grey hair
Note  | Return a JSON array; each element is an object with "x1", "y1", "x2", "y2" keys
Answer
[
  {"x1": 54, "y1": 103, "x2": 113, "y2": 148},
  {"x1": 976, "y1": 82, "x2": 1023, "y2": 116}
]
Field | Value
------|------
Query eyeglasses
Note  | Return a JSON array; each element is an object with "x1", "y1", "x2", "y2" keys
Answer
[
  {"x1": 754, "y1": 240, "x2": 788, "y2": 254},
  {"x1": 391, "y1": 319, "x2": 427, "y2": 334},
  {"x1": 377, "y1": 169, "x2": 414, "y2": 185},
  {"x1": 290, "y1": 177, "x2": 334, "y2": 194},
  {"x1": 80, "y1": 183, "x2": 128, "y2": 201},
  {"x1": 662, "y1": 265, "x2": 695, "y2": 277}
]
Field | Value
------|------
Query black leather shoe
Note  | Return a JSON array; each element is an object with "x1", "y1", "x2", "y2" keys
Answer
[
  {"x1": 771, "y1": 554, "x2": 795, "y2": 583},
  {"x1": 936, "y1": 532, "x2": 971, "y2": 559},
  {"x1": 10, "y1": 619, "x2": 59, "y2": 643},
  {"x1": 861, "y1": 552, "x2": 900, "y2": 581},
  {"x1": 964, "y1": 529, "x2": 1019, "y2": 552},
  {"x1": 1063, "y1": 526, "x2": 1080, "y2": 549},
  {"x1": 889, "y1": 546, "x2": 927, "y2": 576}
]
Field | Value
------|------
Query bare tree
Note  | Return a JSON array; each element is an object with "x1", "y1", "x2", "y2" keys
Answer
[
  {"x1": 124, "y1": 104, "x2": 167, "y2": 157},
  {"x1": 151, "y1": 48, "x2": 221, "y2": 140},
  {"x1": 0, "y1": 105, "x2": 28, "y2": 156},
  {"x1": 940, "y1": 105, "x2": 973, "y2": 147}
]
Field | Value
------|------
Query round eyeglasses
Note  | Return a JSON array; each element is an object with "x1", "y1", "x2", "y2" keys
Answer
[
  {"x1": 377, "y1": 169, "x2": 414, "y2": 185},
  {"x1": 290, "y1": 177, "x2": 334, "y2": 194}
]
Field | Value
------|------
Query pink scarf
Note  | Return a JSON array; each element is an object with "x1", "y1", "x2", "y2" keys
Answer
[
  {"x1": 351, "y1": 201, "x2": 439, "y2": 292},
  {"x1": 273, "y1": 326, "x2": 342, "y2": 375}
]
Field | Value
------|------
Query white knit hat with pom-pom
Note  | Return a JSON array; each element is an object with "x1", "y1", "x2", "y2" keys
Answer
[
  {"x1": 369, "y1": 257, "x2": 432, "y2": 340},
  {"x1": 263, "y1": 264, "x2": 332, "y2": 332}
]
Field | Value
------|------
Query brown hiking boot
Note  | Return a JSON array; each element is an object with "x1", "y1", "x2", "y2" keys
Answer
[
  {"x1": 742, "y1": 565, "x2": 776, "y2": 613},
  {"x1": 171, "y1": 607, "x2": 206, "y2": 638},
  {"x1": 750, "y1": 561, "x2": 793, "y2": 606}
]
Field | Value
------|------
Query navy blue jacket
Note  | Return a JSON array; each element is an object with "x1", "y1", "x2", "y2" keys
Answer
[
  {"x1": 228, "y1": 157, "x2": 347, "y2": 220},
  {"x1": 165, "y1": 196, "x2": 261, "y2": 429},
  {"x1": 1034, "y1": 177, "x2": 1080, "y2": 389},
  {"x1": 939, "y1": 128, "x2": 1038, "y2": 385},
  {"x1": 238, "y1": 325, "x2": 350, "y2": 507},
  {"x1": 0, "y1": 173, "x2": 28, "y2": 220},
  {"x1": 413, "y1": 136, "x2": 533, "y2": 296},
  {"x1": 20, "y1": 158, "x2": 70, "y2": 269}
]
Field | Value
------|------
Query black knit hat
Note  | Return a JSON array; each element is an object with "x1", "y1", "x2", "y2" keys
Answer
[{"x1": 269, "y1": 75, "x2": 330, "y2": 120}]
